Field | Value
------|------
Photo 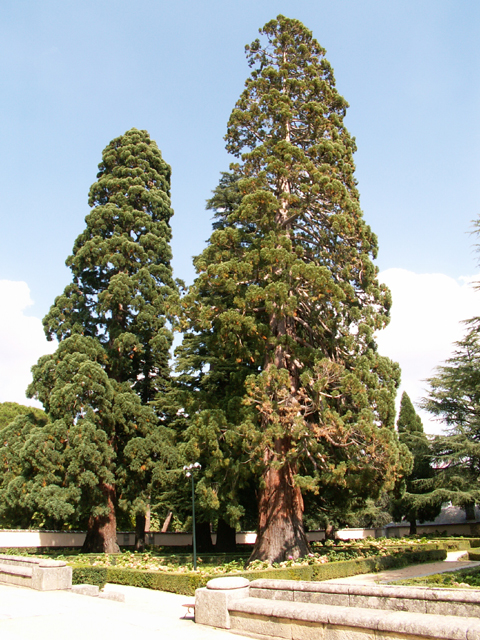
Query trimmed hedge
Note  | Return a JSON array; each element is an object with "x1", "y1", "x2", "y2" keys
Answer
[
  {"x1": 431, "y1": 538, "x2": 480, "y2": 551},
  {"x1": 72, "y1": 566, "x2": 208, "y2": 594},
  {"x1": 72, "y1": 547, "x2": 447, "y2": 596}
]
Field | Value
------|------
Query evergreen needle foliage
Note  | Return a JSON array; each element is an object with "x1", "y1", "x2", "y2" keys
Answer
[
  {"x1": 422, "y1": 319, "x2": 480, "y2": 518},
  {"x1": 0, "y1": 129, "x2": 177, "y2": 551},
  {"x1": 391, "y1": 392, "x2": 442, "y2": 534},
  {"x1": 179, "y1": 16, "x2": 402, "y2": 563}
]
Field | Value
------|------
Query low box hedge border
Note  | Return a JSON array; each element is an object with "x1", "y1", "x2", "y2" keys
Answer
[{"x1": 72, "y1": 547, "x2": 447, "y2": 596}]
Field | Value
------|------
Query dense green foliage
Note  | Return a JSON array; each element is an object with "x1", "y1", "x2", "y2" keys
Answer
[
  {"x1": 11, "y1": 17, "x2": 480, "y2": 551},
  {"x1": 69, "y1": 544, "x2": 446, "y2": 594},
  {"x1": 179, "y1": 15, "x2": 401, "y2": 562},
  {"x1": 391, "y1": 392, "x2": 442, "y2": 533},
  {"x1": 422, "y1": 320, "x2": 480, "y2": 518},
  {"x1": 0, "y1": 403, "x2": 49, "y2": 528},
  {"x1": 0, "y1": 130, "x2": 177, "y2": 549},
  {"x1": 0, "y1": 402, "x2": 47, "y2": 431}
]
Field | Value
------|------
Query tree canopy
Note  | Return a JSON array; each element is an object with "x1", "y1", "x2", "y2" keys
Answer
[
  {"x1": 179, "y1": 16, "x2": 402, "y2": 562},
  {"x1": 0, "y1": 129, "x2": 177, "y2": 550},
  {"x1": 0, "y1": 402, "x2": 46, "y2": 431},
  {"x1": 390, "y1": 392, "x2": 442, "y2": 533},
  {"x1": 422, "y1": 319, "x2": 480, "y2": 518}
]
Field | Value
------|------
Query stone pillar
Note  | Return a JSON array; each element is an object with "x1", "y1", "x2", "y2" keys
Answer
[{"x1": 195, "y1": 576, "x2": 250, "y2": 629}]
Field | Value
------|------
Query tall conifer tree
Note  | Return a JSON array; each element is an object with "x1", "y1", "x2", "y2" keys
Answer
[
  {"x1": 182, "y1": 17, "x2": 401, "y2": 562},
  {"x1": 422, "y1": 320, "x2": 480, "y2": 520},
  {"x1": 391, "y1": 392, "x2": 442, "y2": 534},
  {"x1": 1, "y1": 129, "x2": 176, "y2": 551}
]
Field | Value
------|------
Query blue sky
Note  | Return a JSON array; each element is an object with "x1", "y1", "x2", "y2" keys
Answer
[{"x1": 1, "y1": 0, "x2": 479, "y2": 431}]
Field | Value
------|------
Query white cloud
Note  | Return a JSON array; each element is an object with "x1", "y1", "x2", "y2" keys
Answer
[
  {"x1": 0, "y1": 280, "x2": 56, "y2": 408},
  {"x1": 376, "y1": 268, "x2": 480, "y2": 434}
]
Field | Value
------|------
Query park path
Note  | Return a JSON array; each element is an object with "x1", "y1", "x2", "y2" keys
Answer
[
  {"x1": 1, "y1": 551, "x2": 479, "y2": 639},
  {"x1": 0, "y1": 582, "x2": 221, "y2": 640},
  {"x1": 326, "y1": 550, "x2": 480, "y2": 584}
]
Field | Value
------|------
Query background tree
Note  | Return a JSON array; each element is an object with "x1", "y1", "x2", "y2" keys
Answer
[
  {"x1": 390, "y1": 392, "x2": 442, "y2": 534},
  {"x1": 181, "y1": 16, "x2": 401, "y2": 563},
  {"x1": 0, "y1": 403, "x2": 48, "y2": 528},
  {"x1": 1, "y1": 129, "x2": 177, "y2": 551},
  {"x1": 422, "y1": 319, "x2": 480, "y2": 521},
  {"x1": 175, "y1": 170, "x2": 258, "y2": 551},
  {"x1": 0, "y1": 402, "x2": 46, "y2": 431},
  {"x1": 0, "y1": 336, "x2": 162, "y2": 535}
]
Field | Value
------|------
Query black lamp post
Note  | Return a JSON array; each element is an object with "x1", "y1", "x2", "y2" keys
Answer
[{"x1": 183, "y1": 462, "x2": 201, "y2": 570}]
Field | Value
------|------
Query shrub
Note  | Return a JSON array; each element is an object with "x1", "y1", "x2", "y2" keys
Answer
[{"x1": 71, "y1": 547, "x2": 447, "y2": 595}]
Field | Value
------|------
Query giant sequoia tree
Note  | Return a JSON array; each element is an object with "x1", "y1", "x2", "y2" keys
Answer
[
  {"x1": 1, "y1": 129, "x2": 176, "y2": 551},
  {"x1": 182, "y1": 16, "x2": 401, "y2": 562}
]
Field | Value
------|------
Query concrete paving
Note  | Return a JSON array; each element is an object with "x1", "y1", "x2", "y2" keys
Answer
[
  {"x1": 0, "y1": 582, "x2": 237, "y2": 640},
  {"x1": 1, "y1": 551, "x2": 479, "y2": 639}
]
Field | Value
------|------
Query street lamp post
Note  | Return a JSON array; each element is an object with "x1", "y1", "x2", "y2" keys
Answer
[{"x1": 183, "y1": 462, "x2": 201, "y2": 570}]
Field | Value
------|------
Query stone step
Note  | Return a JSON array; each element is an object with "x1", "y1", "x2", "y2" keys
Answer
[
  {"x1": 0, "y1": 563, "x2": 34, "y2": 577},
  {"x1": 228, "y1": 596, "x2": 480, "y2": 640},
  {"x1": 249, "y1": 578, "x2": 480, "y2": 617}
]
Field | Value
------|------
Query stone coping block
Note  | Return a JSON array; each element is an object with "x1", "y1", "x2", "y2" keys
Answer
[
  {"x1": 0, "y1": 554, "x2": 67, "y2": 568},
  {"x1": 229, "y1": 598, "x2": 480, "y2": 640},
  {"x1": 207, "y1": 577, "x2": 250, "y2": 590},
  {"x1": 0, "y1": 563, "x2": 34, "y2": 577},
  {"x1": 71, "y1": 584, "x2": 100, "y2": 597},
  {"x1": 99, "y1": 590, "x2": 126, "y2": 602},
  {"x1": 0, "y1": 554, "x2": 72, "y2": 590},
  {"x1": 196, "y1": 576, "x2": 250, "y2": 628},
  {"x1": 250, "y1": 578, "x2": 480, "y2": 604}
]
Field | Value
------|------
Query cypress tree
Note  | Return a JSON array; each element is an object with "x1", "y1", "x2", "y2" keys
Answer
[
  {"x1": 1, "y1": 129, "x2": 177, "y2": 551},
  {"x1": 182, "y1": 17, "x2": 401, "y2": 562},
  {"x1": 391, "y1": 392, "x2": 442, "y2": 534}
]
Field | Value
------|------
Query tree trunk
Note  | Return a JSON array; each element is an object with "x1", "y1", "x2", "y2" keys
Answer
[
  {"x1": 135, "y1": 514, "x2": 146, "y2": 551},
  {"x1": 409, "y1": 519, "x2": 417, "y2": 535},
  {"x1": 250, "y1": 450, "x2": 309, "y2": 563},
  {"x1": 161, "y1": 511, "x2": 173, "y2": 532},
  {"x1": 249, "y1": 169, "x2": 308, "y2": 564},
  {"x1": 465, "y1": 502, "x2": 476, "y2": 521},
  {"x1": 81, "y1": 484, "x2": 120, "y2": 553},
  {"x1": 215, "y1": 518, "x2": 237, "y2": 552},
  {"x1": 145, "y1": 504, "x2": 151, "y2": 532},
  {"x1": 195, "y1": 520, "x2": 214, "y2": 552},
  {"x1": 324, "y1": 522, "x2": 336, "y2": 541}
]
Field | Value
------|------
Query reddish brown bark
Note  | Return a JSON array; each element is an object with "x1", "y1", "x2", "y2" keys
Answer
[
  {"x1": 250, "y1": 443, "x2": 309, "y2": 563},
  {"x1": 249, "y1": 160, "x2": 310, "y2": 563},
  {"x1": 81, "y1": 483, "x2": 120, "y2": 553}
]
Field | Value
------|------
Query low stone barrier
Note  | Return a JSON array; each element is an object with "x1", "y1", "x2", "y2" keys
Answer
[
  {"x1": 249, "y1": 578, "x2": 480, "y2": 617},
  {"x1": 195, "y1": 577, "x2": 480, "y2": 640},
  {"x1": 0, "y1": 554, "x2": 72, "y2": 590},
  {"x1": 228, "y1": 598, "x2": 480, "y2": 640}
]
